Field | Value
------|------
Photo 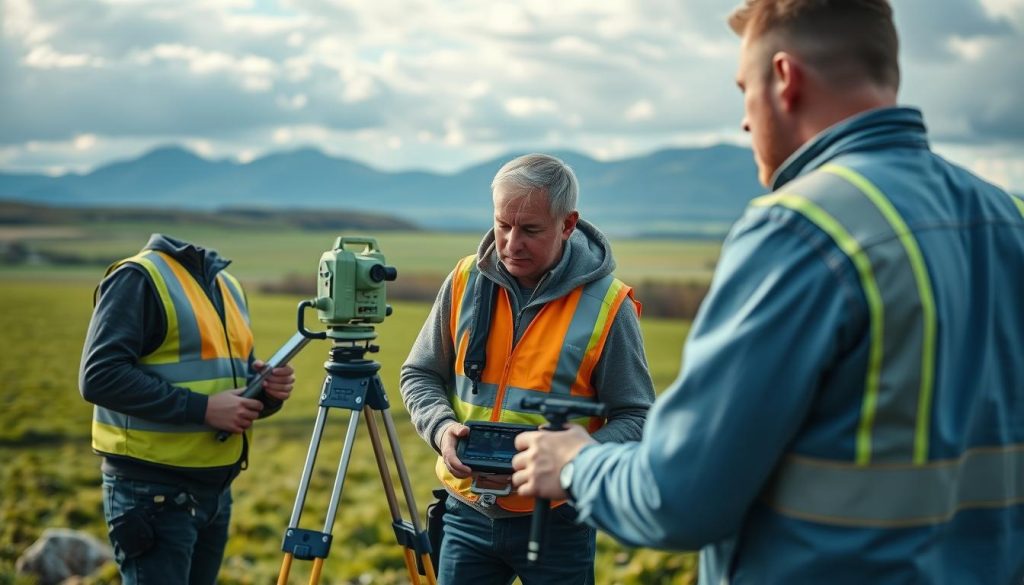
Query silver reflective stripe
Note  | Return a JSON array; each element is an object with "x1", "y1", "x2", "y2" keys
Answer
[
  {"x1": 146, "y1": 252, "x2": 203, "y2": 362},
  {"x1": 455, "y1": 378, "x2": 500, "y2": 405},
  {"x1": 765, "y1": 445, "x2": 1024, "y2": 527},
  {"x1": 551, "y1": 276, "x2": 616, "y2": 395},
  {"x1": 94, "y1": 405, "x2": 210, "y2": 433},
  {"x1": 456, "y1": 267, "x2": 480, "y2": 346},
  {"x1": 139, "y1": 358, "x2": 247, "y2": 383},
  {"x1": 757, "y1": 167, "x2": 935, "y2": 463},
  {"x1": 219, "y1": 273, "x2": 249, "y2": 324}
]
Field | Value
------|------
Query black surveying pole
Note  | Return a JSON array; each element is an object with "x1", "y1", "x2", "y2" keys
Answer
[{"x1": 519, "y1": 396, "x2": 607, "y2": 565}]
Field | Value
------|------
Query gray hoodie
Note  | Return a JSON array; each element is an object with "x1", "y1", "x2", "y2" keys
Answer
[{"x1": 400, "y1": 219, "x2": 655, "y2": 516}]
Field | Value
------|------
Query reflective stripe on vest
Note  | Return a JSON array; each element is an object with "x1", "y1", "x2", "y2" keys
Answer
[
  {"x1": 91, "y1": 251, "x2": 255, "y2": 468},
  {"x1": 751, "y1": 163, "x2": 952, "y2": 527},
  {"x1": 754, "y1": 164, "x2": 937, "y2": 465},
  {"x1": 765, "y1": 445, "x2": 1024, "y2": 528},
  {"x1": 440, "y1": 255, "x2": 636, "y2": 511},
  {"x1": 1010, "y1": 192, "x2": 1024, "y2": 218}
]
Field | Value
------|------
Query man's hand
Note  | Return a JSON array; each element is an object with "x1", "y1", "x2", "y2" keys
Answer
[
  {"x1": 254, "y1": 360, "x2": 295, "y2": 401},
  {"x1": 205, "y1": 388, "x2": 264, "y2": 433},
  {"x1": 511, "y1": 424, "x2": 596, "y2": 499},
  {"x1": 438, "y1": 422, "x2": 473, "y2": 479}
]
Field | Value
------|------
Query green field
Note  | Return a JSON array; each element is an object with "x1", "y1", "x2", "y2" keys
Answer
[
  {"x1": 0, "y1": 224, "x2": 721, "y2": 285},
  {"x1": 0, "y1": 226, "x2": 704, "y2": 584}
]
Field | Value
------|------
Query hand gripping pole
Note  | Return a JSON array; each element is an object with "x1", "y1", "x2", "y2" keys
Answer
[{"x1": 519, "y1": 396, "x2": 607, "y2": 565}]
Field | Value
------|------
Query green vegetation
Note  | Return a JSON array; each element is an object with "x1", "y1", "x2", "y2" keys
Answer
[
  {"x1": 0, "y1": 211, "x2": 720, "y2": 285},
  {"x1": 1, "y1": 254, "x2": 699, "y2": 584}
]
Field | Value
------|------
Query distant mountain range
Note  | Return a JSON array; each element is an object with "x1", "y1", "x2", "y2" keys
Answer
[{"x1": 0, "y1": 145, "x2": 764, "y2": 236}]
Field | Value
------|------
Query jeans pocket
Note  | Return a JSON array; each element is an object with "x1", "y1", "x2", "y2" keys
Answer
[{"x1": 444, "y1": 493, "x2": 461, "y2": 514}]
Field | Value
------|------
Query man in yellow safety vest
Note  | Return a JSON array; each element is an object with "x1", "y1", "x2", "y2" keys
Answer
[{"x1": 80, "y1": 234, "x2": 296, "y2": 585}]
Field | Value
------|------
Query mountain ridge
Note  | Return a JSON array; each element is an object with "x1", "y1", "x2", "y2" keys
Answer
[{"x1": 0, "y1": 144, "x2": 764, "y2": 236}]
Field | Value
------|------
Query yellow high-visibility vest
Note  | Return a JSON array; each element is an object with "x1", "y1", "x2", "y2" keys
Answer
[{"x1": 91, "y1": 250, "x2": 254, "y2": 469}]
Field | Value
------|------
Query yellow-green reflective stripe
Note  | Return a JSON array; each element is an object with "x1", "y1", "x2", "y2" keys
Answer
[
  {"x1": 753, "y1": 193, "x2": 885, "y2": 464},
  {"x1": 765, "y1": 444, "x2": 1024, "y2": 527},
  {"x1": 824, "y1": 164, "x2": 937, "y2": 464},
  {"x1": 585, "y1": 279, "x2": 623, "y2": 355},
  {"x1": 93, "y1": 420, "x2": 243, "y2": 467},
  {"x1": 1011, "y1": 193, "x2": 1024, "y2": 218},
  {"x1": 451, "y1": 396, "x2": 591, "y2": 428}
]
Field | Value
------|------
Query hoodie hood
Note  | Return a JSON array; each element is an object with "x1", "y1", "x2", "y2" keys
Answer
[
  {"x1": 143, "y1": 233, "x2": 230, "y2": 287},
  {"x1": 474, "y1": 218, "x2": 615, "y2": 306}
]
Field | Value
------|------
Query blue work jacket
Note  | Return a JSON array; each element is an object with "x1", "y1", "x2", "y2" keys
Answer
[{"x1": 570, "y1": 107, "x2": 1024, "y2": 584}]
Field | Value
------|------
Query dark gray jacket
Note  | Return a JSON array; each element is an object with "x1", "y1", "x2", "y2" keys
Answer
[{"x1": 79, "y1": 233, "x2": 276, "y2": 489}]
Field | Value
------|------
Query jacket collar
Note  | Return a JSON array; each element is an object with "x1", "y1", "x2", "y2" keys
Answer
[
  {"x1": 143, "y1": 233, "x2": 230, "y2": 288},
  {"x1": 771, "y1": 106, "x2": 930, "y2": 191}
]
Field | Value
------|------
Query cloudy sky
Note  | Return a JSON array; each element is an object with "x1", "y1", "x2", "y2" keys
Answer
[{"x1": 2, "y1": 0, "x2": 1023, "y2": 192}]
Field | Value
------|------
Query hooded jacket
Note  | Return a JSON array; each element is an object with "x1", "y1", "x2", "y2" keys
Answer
[
  {"x1": 400, "y1": 219, "x2": 655, "y2": 517},
  {"x1": 80, "y1": 234, "x2": 279, "y2": 489}
]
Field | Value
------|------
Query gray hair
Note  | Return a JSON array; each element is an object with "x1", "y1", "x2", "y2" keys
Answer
[{"x1": 490, "y1": 153, "x2": 578, "y2": 218}]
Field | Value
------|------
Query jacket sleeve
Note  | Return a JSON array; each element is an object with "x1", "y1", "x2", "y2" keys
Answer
[
  {"x1": 589, "y1": 298, "x2": 656, "y2": 443},
  {"x1": 568, "y1": 205, "x2": 865, "y2": 550},
  {"x1": 400, "y1": 270, "x2": 459, "y2": 453},
  {"x1": 79, "y1": 266, "x2": 209, "y2": 426}
]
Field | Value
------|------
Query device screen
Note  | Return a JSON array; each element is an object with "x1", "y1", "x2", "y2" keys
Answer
[{"x1": 463, "y1": 428, "x2": 519, "y2": 461}]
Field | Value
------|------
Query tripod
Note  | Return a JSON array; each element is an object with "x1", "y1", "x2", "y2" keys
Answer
[{"x1": 277, "y1": 340, "x2": 436, "y2": 585}]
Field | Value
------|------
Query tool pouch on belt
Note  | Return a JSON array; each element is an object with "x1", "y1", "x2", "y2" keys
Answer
[
  {"x1": 424, "y1": 488, "x2": 449, "y2": 573},
  {"x1": 108, "y1": 507, "x2": 156, "y2": 561}
]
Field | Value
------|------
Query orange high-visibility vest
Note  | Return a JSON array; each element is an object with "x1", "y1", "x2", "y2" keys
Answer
[
  {"x1": 439, "y1": 254, "x2": 638, "y2": 512},
  {"x1": 91, "y1": 250, "x2": 255, "y2": 469}
]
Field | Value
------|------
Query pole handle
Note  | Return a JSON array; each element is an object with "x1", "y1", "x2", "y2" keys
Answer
[{"x1": 527, "y1": 499, "x2": 550, "y2": 563}]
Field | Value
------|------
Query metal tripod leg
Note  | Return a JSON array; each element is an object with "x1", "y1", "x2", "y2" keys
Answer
[
  {"x1": 277, "y1": 404, "x2": 361, "y2": 585},
  {"x1": 366, "y1": 409, "x2": 437, "y2": 585},
  {"x1": 276, "y1": 347, "x2": 436, "y2": 585}
]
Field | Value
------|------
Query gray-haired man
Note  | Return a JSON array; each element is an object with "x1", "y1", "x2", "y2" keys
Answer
[{"x1": 401, "y1": 153, "x2": 655, "y2": 584}]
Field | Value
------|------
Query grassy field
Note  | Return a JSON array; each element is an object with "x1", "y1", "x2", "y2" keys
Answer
[
  {"x1": 0, "y1": 223, "x2": 720, "y2": 285},
  {"x1": 0, "y1": 225, "x2": 703, "y2": 584}
]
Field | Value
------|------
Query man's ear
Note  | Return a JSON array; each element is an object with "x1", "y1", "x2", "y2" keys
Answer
[
  {"x1": 561, "y1": 211, "x2": 580, "y2": 240},
  {"x1": 772, "y1": 51, "x2": 803, "y2": 112}
]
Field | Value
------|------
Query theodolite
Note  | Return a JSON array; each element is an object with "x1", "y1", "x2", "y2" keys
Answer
[{"x1": 238, "y1": 236, "x2": 435, "y2": 585}]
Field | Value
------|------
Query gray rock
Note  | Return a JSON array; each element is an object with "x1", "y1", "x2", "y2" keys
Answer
[{"x1": 15, "y1": 528, "x2": 113, "y2": 585}]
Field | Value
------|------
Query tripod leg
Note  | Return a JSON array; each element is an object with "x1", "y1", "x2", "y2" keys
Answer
[
  {"x1": 309, "y1": 558, "x2": 325, "y2": 585},
  {"x1": 279, "y1": 406, "x2": 331, "y2": 585},
  {"x1": 277, "y1": 553, "x2": 293, "y2": 585},
  {"x1": 323, "y1": 409, "x2": 362, "y2": 536},
  {"x1": 381, "y1": 410, "x2": 438, "y2": 585},
  {"x1": 365, "y1": 408, "x2": 423, "y2": 585}
]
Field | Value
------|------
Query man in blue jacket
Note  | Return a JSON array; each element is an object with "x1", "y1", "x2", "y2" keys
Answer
[{"x1": 511, "y1": 1, "x2": 1024, "y2": 583}]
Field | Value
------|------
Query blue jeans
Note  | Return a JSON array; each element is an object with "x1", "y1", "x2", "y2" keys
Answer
[
  {"x1": 438, "y1": 497, "x2": 596, "y2": 585},
  {"x1": 102, "y1": 474, "x2": 232, "y2": 585}
]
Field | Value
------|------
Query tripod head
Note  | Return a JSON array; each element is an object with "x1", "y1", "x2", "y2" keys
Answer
[
  {"x1": 298, "y1": 236, "x2": 398, "y2": 342},
  {"x1": 519, "y1": 396, "x2": 608, "y2": 431}
]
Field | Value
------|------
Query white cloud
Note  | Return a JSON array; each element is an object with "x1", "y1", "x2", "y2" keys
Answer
[
  {"x1": 625, "y1": 100, "x2": 655, "y2": 122},
  {"x1": 73, "y1": 134, "x2": 98, "y2": 150},
  {"x1": 503, "y1": 97, "x2": 559, "y2": 118},
  {"x1": 25, "y1": 44, "x2": 105, "y2": 68},
  {"x1": 0, "y1": 0, "x2": 1021, "y2": 193}
]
